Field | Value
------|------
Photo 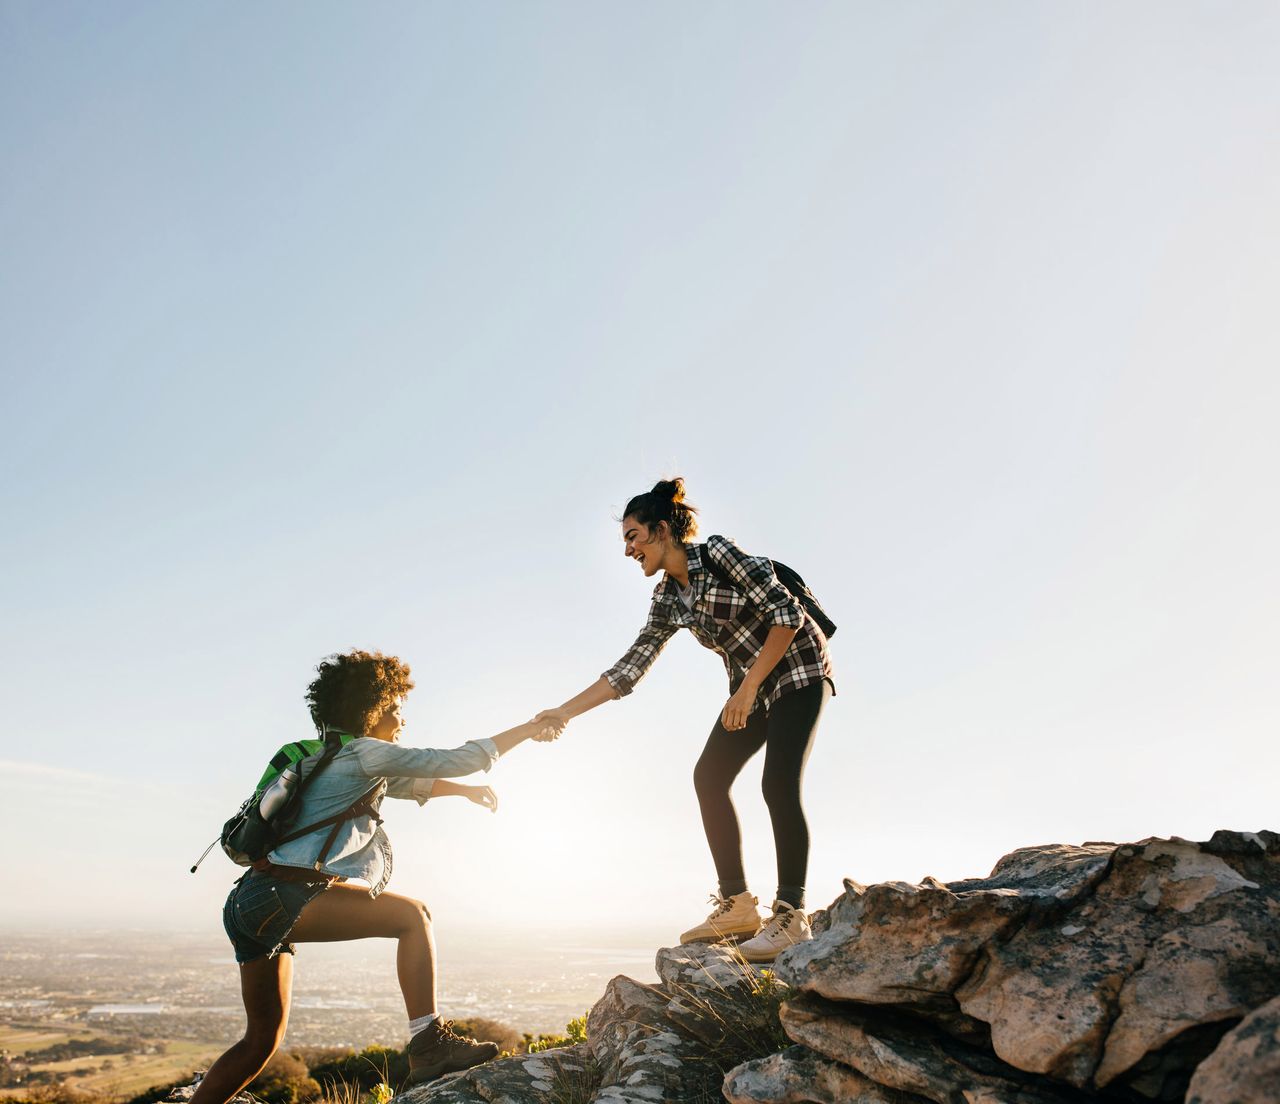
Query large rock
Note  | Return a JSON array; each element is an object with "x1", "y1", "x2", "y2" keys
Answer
[
  {"x1": 397, "y1": 1043, "x2": 597, "y2": 1104},
  {"x1": 655, "y1": 942, "x2": 788, "y2": 1051},
  {"x1": 402, "y1": 947, "x2": 761, "y2": 1104},
  {"x1": 777, "y1": 844, "x2": 1114, "y2": 1020},
  {"x1": 777, "y1": 831, "x2": 1280, "y2": 1100},
  {"x1": 723, "y1": 1045, "x2": 925, "y2": 1104},
  {"x1": 165, "y1": 1084, "x2": 254, "y2": 1104},
  {"x1": 956, "y1": 834, "x2": 1280, "y2": 1096},
  {"x1": 398, "y1": 830, "x2": 1280, "y2": 1104},
  {"x1": 1186, "y1": 994, "x2": 1280, "y2": 1104},
  {"x1": 656, "y1": 941, "x2": 761, "y2": 993},
  {"x1": 588, "y1": 973, "x2": 711, "y2": 1103},
  {"x1": 780, "y1": 994, "x2": 1090, "y2": 1104}
]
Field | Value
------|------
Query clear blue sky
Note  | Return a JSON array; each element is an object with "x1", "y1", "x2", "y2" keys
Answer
[{"x1": 2, "y1": 2, "x2": 1278, "y2": 936}]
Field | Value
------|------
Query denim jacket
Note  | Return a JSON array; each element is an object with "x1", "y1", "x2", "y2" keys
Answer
[{"x1": 266, "y1": 735, "x2": 499, "y2": 896}]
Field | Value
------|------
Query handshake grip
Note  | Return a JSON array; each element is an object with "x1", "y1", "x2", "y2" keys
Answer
[{"x1": 530, "y1": 710, "x2": 568, "y2": 742}]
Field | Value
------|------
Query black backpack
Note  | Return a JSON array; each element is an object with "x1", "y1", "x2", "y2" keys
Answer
[
  {"x1": 703, "y1": 546, "x2": 837, "y2": 639},
  {"x1": 190, "y1": 741, "x2": 382, "y2": 874}
]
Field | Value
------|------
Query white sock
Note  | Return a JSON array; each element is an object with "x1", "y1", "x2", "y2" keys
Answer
[{"x1": 409, "y1": 1013, "x2": 439, "y2": 1037}]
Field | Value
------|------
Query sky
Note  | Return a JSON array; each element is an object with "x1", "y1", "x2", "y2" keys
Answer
[{"x1": 2, "y1": 2, "x2": 1278, "y2": 943}]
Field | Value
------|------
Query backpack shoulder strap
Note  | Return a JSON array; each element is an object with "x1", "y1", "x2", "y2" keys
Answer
[
  {"x1": 256, "y1": 738, "x2": 326, "y2": 792},
  {"x1": 701, "y1": 541, "x2": 731, "y2": 587},
  {"x1": 701, "y1": 546, "x2": 838, "y2": 639},
  {"x1": 273, "y1": 782, "x2": 385, "y2": 867}
]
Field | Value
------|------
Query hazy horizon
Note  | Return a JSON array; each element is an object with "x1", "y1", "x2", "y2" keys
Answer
[{"x1": 3, "y1": 2, "x2": 1278, "y2": 942}]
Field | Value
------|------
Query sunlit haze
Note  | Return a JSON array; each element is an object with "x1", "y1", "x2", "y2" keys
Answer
[{"x1": 2, "y1": 3, "x2": 1277, "y2": 956}]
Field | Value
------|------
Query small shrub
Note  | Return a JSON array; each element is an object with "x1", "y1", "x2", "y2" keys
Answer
[
  {"x1": 524, "y1": 1014, "x2": 588, "y2": 1055},
  {"x1": 249, "y1": 1051, "x2": 321, "y2": 1104},
  {"x1": 309, "y1": 1046, "x2": 405, "y2": 1094},
  {"x1": 447, "y1": 1018, "x2": 523, "y2": 1056},
  {"x1": 310, "y1": 1054, "x2": 393, "y2": 1104},
  {"x1": 545, "y1": 1051, "x2": 600, "y2": 1104}
]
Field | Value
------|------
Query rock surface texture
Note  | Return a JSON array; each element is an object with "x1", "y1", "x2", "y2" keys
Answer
[
  {"x1": 398, "y1": 941, "x2": 763, "y2": 1104},
  {"x1": 1186, "y1": 994, "x2": 1280, "y2": 1104},
  {"x1": 397, "y1": 831, "x2": 1279, "y2": 1104}
]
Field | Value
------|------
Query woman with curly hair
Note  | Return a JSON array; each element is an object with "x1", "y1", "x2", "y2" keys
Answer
[
  {"x1": 535, "y1": 478, "x2": 834, "y2": 962},
  {"x1": 192, "y1": 650, "x2": 558, "y2": 1104}
]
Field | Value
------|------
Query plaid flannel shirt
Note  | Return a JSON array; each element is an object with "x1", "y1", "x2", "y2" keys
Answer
[{"x1": 603, "y1": 535, "x2": 834, "y2": 709}]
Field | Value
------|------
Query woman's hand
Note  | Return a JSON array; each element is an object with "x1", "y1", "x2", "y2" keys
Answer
[
  {"x1": 462, "y1": 785, "x2": 498, "y2": 812},
  {"x1": 721, "y1": 685, "x2": 758, "y2": 732},
  {"x1": 432, "y1": 780, "x2": 498, "y2": 810}
]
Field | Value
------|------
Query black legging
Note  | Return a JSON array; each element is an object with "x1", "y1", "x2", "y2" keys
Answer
[{"x1": 692, "y1": 679, "x2": 831, "y2": 909}]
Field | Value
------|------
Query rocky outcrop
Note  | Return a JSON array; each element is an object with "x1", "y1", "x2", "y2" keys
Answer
[
  {"x1": 723, "y1": 1045, "x2": 918, "y2": 1104},
  {"x1": 589, "y1": 972, "x2": 709, "y2": 1102},
  {"x1": 775, "y1": 994, "x2": 1086, "y2": 1104},
  {"x1": 773, "y1": 831, "x2": 1279, "y2": 1103},
  {"x1": 398, "y1": 831, "x2": 1279, "y2": 1104},
  {"x1": 397, "y1": 941, "x2": 757, "y2": 1104},
  {"x1": 401, "y1": 1043, "x2": 597, "y2": 1104}
]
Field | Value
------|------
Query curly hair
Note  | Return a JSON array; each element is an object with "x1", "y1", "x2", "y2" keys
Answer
[{"x1": 305, "y1": 649, "x2": 415, "y2": 737}]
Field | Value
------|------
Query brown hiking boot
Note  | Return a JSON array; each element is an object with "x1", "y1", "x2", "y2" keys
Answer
[{"x1": 405, "y1": 1019, "x2": 500, "y2": 1086}]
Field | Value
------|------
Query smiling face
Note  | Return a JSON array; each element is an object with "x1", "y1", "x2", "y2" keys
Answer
[
  {"x1": 622, "y1": 515, "x2": 668, "y2": 579},
  {"x1": 367, "y1": 698, "x2": 405, "y2": 742}
]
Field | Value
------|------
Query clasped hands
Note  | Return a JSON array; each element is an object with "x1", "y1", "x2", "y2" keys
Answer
[{"x1": 529, "y1": 708, "x2": 570, "y2": 742}]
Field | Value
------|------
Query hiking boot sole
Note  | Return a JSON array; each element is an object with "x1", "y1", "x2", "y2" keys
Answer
[
  {"x1": 678, "y1": 925, "x2": 760, "y2": 946},
  {"x1": 740, "y1": 941, "x2": 797, "y2": 962},
  {"x1": 406, "y1": 1044, "x2": 500, "y2": 1086}
]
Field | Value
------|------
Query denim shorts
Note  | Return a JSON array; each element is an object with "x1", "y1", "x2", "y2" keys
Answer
[{"x1": 222, "y1": 869, "x2": 331, "y2": 964}]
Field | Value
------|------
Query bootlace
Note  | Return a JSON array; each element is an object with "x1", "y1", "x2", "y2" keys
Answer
[
  {"x1": 438, "y1": 1019, "x2": 471, "y2": 1042},
  {"x1": 706, "y1": 893, "x2": 733, "y2": 919},
  {"x1": 759, "y1": 906, "x2": 796, "y2": 938}
]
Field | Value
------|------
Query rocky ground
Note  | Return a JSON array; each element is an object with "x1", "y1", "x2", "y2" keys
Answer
[{"x1": 397, "y1": 831, "x2": 1278, "y2": 1103}]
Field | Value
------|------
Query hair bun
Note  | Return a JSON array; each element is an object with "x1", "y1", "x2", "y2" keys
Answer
[
  {"x1": 651, "y1": 477, "x2": 686, "y2": 503},
  {"x1": 624, "y1": 476, "x2": 698, "y2": 543}
]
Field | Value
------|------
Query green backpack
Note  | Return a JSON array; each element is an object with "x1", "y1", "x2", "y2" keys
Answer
[{"x1": 190, "y1": 733, "x2": 380, "y2": 873}]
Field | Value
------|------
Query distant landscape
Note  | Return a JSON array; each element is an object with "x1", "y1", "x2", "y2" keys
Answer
[{"x1": 0, "y1": 927, "x2": 662, "y2": 1101}]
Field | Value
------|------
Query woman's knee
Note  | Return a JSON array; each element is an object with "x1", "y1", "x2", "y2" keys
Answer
[
  {"x1": 240, "y1": 1028, "x2": 284, "y2": 1067},
  {"x1": 395, "y1": 896, "x2": 432, "y2": 933},
  {"x1": 693, "y1": 754, "x2": 730, "y2": 800},
  {"x1": 761, "y1": 768, "x2": 801, "y2": 814}
]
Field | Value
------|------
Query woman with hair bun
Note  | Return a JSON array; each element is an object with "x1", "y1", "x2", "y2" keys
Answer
[{"x1": 536, "y1": 478, "x2": 834, "y2": 961}]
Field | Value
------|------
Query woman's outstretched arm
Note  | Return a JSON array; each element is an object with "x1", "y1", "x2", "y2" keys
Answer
[
  {"x1": 535, "y1": 604, "x2": 678, "y2": 734},
  {"x1": 536, "y1": 676, "x2": 619, "y2": 728}
]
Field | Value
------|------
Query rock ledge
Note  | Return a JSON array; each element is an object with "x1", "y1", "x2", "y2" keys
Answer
[{"x1": 398, "y1": 831, "x2": 1279, "y2": 1104}]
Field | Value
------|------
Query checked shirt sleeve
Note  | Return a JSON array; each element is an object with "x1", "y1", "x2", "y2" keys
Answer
[
  {"x1": 602, "y1": 599, "x2": 679, "y2": 697},
  {"x1": 706, "y1": 535, "x2": 804, "y2": 628}
]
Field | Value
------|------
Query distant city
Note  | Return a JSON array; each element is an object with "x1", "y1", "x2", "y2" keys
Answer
[{"x1": 0, "y1": 927, "x2": 663, "y2": 1097}]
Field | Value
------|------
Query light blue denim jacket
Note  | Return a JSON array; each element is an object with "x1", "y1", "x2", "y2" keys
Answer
[{"x1": 267, "y1": 735, "x2": 499, "y2": 896}]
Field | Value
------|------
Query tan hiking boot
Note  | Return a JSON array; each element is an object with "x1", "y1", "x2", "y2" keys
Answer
[
  {"x1": 739, "y1": 899, "x2": 812, "y2": 962},
  {"x1": 405, "y1": 1018, "x2": 500, "y2": 1086},
  {"x1": 679, "y1": 891, "x2": 762, "y2": 944}
]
